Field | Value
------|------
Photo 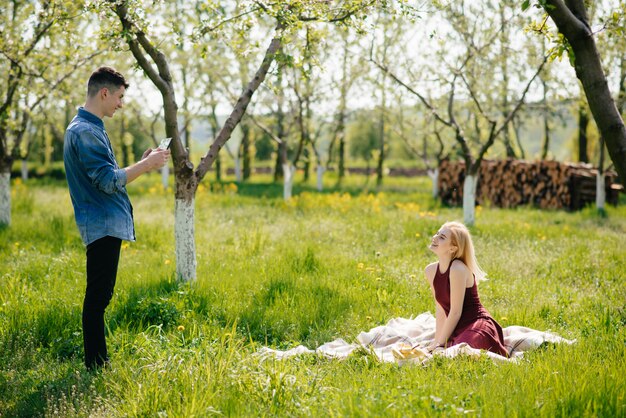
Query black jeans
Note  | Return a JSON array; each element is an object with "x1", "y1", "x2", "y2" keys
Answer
[{"x1": 84, "y1": 236, "x2": 121, "y2": 370}]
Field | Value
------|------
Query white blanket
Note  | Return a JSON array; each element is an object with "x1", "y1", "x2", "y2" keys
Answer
[{"x1": 258, "y1": 312, "x2": 575, "y2": 364}]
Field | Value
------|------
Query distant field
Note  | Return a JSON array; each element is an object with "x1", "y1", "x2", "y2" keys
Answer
[{"x1": 1, "y1": 173, "x2": 624, "y2": 417}]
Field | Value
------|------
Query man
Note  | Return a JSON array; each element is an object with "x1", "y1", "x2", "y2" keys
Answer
[{"x1": 64, "y1": 66, "x2": 170, "y2": 370}]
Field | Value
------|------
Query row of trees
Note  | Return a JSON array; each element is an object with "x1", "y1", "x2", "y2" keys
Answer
[{"x1": 1, "y1": 0, "x2": 625, "y2": 280}]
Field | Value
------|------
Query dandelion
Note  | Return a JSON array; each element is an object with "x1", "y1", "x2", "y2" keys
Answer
[
  {"x1": 366, "y1": 316, "x2": 372, "y2": 320},
  {"x1": 121, "y1": 243, "x2": 129, "y2": 250},
  {"x1": 415, "y1": 232, "x2": 421, "y2": 238},
  {"x1": 357, "y1": 262, "x2": 365, "y2": 270},
  {"x1": 164, "y1": 259, "x2": 171, "y2": 265},
  {"x1": 177, "y1": 325, "x2": 185, "y2": 332},
  {"x1": 409, "y1": 274, "x2": 416, "y2": 280},
  {"x1": 501, "y1": 317, "x2": 508, "y2": 321},
  {"x1": 14, "y1": 242, "x2": 20, "y2": 247},
  {"x1": 376, "y1": 277, "x2": 382, "y2": 281}
]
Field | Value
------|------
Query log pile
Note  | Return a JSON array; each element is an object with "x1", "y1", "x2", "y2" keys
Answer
[{"x1": 438, "y1": 159, "x2": 623, "y2": 210}]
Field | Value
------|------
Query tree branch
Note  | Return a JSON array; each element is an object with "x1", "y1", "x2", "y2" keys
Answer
[
  {"x1": 195, "y1": 23, "x2": 285, "y2": 180},
  {"x1": 113, "y1": 2, "x2": 170, "y2": 94}
]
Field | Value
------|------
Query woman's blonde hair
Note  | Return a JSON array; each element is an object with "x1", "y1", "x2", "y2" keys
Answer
[{"x1": 443, "y1": 221, "x2": 487, "y2": 282}]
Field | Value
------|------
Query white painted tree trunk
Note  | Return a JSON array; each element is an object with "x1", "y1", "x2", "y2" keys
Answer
[
  {"x1": 0, "y1": 172, "x2": 10, "y2": 226},
  {"x1": 161, "y1": 165, "x2": 169, "y2": 190},
  {"x1": 316, "y1": 165, "x2": 325, "y2": 192},
  {"x1": 427, "y1": 168, "x2": 439, "y2": 199},
  {"x1": 463, "y1": 174, "x2": 477, "y2": 226},
  {"x1": 234, "y1": 156, "x2": 242, "y2": 182},
  {"x1": 596, "y1": 171, "x2": 605, "y2": 211},
  {"x1": 283, "y1": 163, "x2": 295, "y2": 201},
  {"x1": 21, "y1": 160, "x2": 28, "y2": 181},
  {"x1": 175, "y1": 198, "x2": 196, "y2": 281}
]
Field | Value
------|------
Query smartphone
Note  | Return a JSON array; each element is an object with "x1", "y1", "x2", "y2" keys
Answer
[{"x1": 158, "y1": 137, "x2": 172, "y2": 150}]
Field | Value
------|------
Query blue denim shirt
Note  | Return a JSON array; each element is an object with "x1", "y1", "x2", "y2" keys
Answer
[{"x1": 64, "y1": 107, "x2": 135, "y2": 245}]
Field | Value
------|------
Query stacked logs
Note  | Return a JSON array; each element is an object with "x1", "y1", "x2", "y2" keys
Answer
[{"x1": 438, "y1": 159, "x2": 623, "y2": 210}]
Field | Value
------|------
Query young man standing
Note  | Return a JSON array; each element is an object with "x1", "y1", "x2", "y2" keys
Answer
[{"x1": 64, "y1": 67, "x2": 170, "y2": 370}]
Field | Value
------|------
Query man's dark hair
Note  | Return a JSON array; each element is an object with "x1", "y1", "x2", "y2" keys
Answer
[{"x1": 87, "y1": 67, "x2": 129, "y2": 97}]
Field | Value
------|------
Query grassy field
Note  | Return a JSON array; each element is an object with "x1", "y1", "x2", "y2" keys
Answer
[{"x1": 1, "y1": 173, "x2": 625, "y2": 417}]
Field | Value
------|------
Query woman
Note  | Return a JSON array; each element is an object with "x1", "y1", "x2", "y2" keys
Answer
[{"x1": 424, "y1": 221, "x2": 508, "y2": 356}]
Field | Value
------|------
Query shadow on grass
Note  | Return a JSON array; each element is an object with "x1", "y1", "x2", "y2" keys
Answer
[
  {"x1": 238, "y1": 276, "x2": 352, "y2": 348},
  {"x1": 232, "y1": 180, "x2": 384, "y2": 199},
  {"x1": 109, "y1": 275, "x2": 228, "y2": 332},
  {"x1": 0, "y1": 305, "x2": 95, "y2": 417},
  {"x1": 109, "y1": 275, "x2": 183, "y2": 332},
  {"x1": 1, "y1": 361, "x2": 97, "y2": 417}
]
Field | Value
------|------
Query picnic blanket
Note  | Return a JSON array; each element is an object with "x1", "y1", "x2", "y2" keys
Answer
[{"x1": 258, "y1": 312, "x2": 575, "y2": 365}]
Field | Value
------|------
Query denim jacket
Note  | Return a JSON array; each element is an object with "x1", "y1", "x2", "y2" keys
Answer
[{"x1": 64, "y1": 107, "x2": 135, "y2": 245}]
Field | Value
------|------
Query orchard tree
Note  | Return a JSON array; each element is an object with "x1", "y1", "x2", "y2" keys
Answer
[
  {"x1": 529, "y1": 0, "x2": 626, "y2": 181},
  {"x1": 326, "y1": 29, "x2": 361, "y2": 186},
  {"x1": 98, "y1": 0, "x2": 386, "y2": 280},
  {"x1": 375, "y1": 0, "x2": 546, "y2": 224},
  {"x1": 0, "y1": 0, "x2": 95, "y2": 226}
]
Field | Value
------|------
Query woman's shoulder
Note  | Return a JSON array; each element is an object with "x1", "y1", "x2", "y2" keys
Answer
[
  {"x1": 450, "y1": 259, "x2": 471, "y2": 274},
  {"x1": 424, "y1": 262, "x2": 438, "y2": 281}
]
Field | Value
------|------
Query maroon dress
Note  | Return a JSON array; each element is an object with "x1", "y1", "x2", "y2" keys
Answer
[{"x1": 433, "y1": 262, "x2": 508, "y2": 357}]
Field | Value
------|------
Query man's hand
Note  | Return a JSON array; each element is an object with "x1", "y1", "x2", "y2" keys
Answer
[
  {"x1": 125, "y1": 148, "x2": 171, "y2": 184},
  {"x1": 141, "y1": 148, "x2": 153, "y2": 160},
  {"x1": 143, "y1": 148, "x2": 170, "y2": 170}
]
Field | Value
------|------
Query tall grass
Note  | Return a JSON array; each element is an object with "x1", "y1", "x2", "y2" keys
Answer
[{"x1": 1, "y1": 174, "x2": 624, "y2": 417}]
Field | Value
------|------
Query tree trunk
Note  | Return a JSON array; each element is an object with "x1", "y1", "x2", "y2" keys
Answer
[
  {"x1": 543, "y1": 0, "x2": 626, "y2": 181},
  {"x1": 215, "y1": 151, "x2": 221, "y2": 182},
  {"x1": 283, "y1": 163, "x2": 295, "y2": 200},
  {"x1": 175, "y1": 198, "x2": 196, "y2": 281},
  {"x1": 578, "y1": 104, "x2": 589, "y2": 163},
  {"x1": 316, "y1": 165, "x2": 325, "y2": 191},
  {"x1": 541, "y1": 77, "x2": 550, "y2": 160},
  {"x1": 120, "y1": 112, "x2": 129, "y2": 167},
  {"x1": 338, "y1": 134, "x2": 345, "y2": 184},
  {"x1": 233, "y1": 154, "x2": 242, "y2": 182},
  {"x1": 161, "y1": 165, "x2": 169, "y2": 190},
  {"x1": 463, "y1": 173, "x2": 478, "y2": 226},
  {"x1": 303, "y1": 147, "x2": 310, "y2": 183},
  {"x1": 541, "y1": 115, "x2": 550, "y2": 160},
  {"x1": 427, "y1": 168, "x2": 439, "y2": 199},
  {"x1": 242, "y1": 123, "x2": 251, "y2": 180},
  {"x1": 596, "y1": 136, "x2": 606, "y2": 212},
  {"x1": 274, "y1": 143, "x2": 284, "y2": 182},
  {"x1": 0, "y1": 167, "x2": 10, "y2": 226},
  {"x1": 21, "y1": 159, "x2": 28, "y2": 181},
  {"x1": 512, "y1": 117, "x2": 526, "y2": 159},
  {"x1": 376, "y1": 78, "x2": 386, "y2": 187}
]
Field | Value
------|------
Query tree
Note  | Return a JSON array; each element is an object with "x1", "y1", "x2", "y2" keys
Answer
[
  {"x1": 0, "y1": 0, "x2": 94, "y2": 226},
  {"x1": 531, "y1": 0, "x2": 626, "y2": 181},
  {"x1": 375, "y1": 1, "x2": 546, "y2": 224},
  {"x1": 327, "y1": 29, "x2": 360, "y2": 186},
  {"x1": 100, "y1": 0, "x2": 382, "y2": 280}
]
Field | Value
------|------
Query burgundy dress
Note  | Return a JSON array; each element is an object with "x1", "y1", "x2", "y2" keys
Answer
[{"x1": 433, "y1": 262, "x2": 508, "y2": 357}]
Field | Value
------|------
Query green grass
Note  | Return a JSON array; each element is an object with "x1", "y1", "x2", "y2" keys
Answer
[{"x1": 1, "y1": 173, "x2": 625, "y2": 417}]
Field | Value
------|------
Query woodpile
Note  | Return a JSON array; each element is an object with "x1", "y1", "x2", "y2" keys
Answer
[{"x1": 438, "y1": 159, "x2": 623, "y2": 210}]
